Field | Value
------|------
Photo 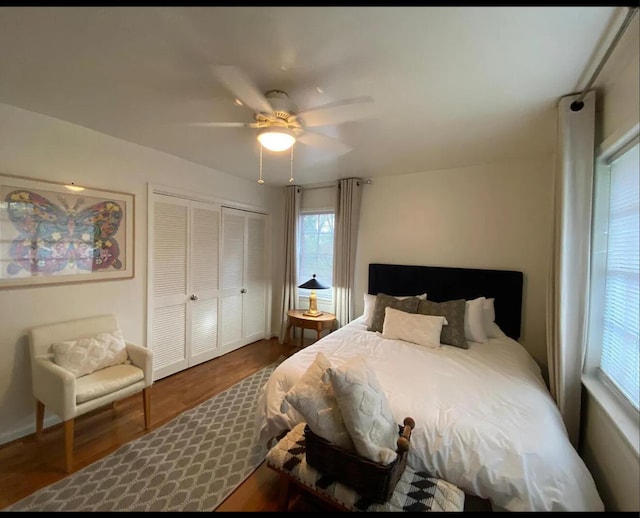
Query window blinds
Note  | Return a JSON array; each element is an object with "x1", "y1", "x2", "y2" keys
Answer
[{"x1": 600, "y1": 141, "x2": 639, "y2": 410}]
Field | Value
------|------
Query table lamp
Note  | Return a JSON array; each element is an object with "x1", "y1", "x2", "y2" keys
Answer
[{"x1": 298, "y1": 274, "x2": 329, "y2": 317}]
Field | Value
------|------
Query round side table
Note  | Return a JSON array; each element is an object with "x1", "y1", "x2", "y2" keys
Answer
[{"x1": 286, "y1": 309, "x2": 336, "y2": 347}]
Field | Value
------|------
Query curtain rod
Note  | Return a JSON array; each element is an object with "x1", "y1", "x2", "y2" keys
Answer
[
  {"x1": 301, "y1": 178, "x2": 373, "y2": 191},
  {"x1": 571, "y1": 6, "x2": 638, "y2": 111}
]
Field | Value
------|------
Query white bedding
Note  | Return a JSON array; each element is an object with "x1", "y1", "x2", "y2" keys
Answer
[{"x1": 255, "y1": 317, "x2": 604, "y2": 512}]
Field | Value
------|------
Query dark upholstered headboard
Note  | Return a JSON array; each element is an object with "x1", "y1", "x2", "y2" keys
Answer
[{"x1": 368, "y1": 263, "x2": 524, "y2": 340}]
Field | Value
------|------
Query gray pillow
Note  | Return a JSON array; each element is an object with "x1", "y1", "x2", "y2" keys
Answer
[
  {"x1": 367, "y1": 293, "x2": 420, "y2": 333},
  {"x1": 416, "y1": 299, "x2": 468, "y2": 349}
]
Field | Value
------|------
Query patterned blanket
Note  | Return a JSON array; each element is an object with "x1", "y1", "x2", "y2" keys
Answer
[{"x1": 266, "y1": 423, "x2": 465, "y2": 512}]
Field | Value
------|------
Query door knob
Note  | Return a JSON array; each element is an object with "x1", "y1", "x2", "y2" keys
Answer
[
  {"x1": 240, "y1": 288, "x2": 247, "y2": 294},
  {"x1": 190, "y1": 294, "x2": 198, "y2": 301}
]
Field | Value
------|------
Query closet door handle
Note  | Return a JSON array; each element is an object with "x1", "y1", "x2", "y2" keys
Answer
[
  {"x1": 190, "y1": 294, "x2": 198, "y2": 301},
  {"x1": 240, "y1": 288, "x2": 247, "y2": 294}
]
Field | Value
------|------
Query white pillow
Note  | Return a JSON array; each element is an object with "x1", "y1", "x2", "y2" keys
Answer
[
  {"x1": 327, "y1": 355, "x2": 398, "y2": 465},
  {"x1": 362, "y1": 292, "x2": 427, "y2": 326},
  {"x1": 362, "y1": 294, "x2": 377, "y2": 325},
  {"x1": 52, "y1": 329, "x2": 128, "y2": 378},
  {"x1": 282, "y1": 352, "x2": 354, "y2": 450},
  {"x1": 464, "y1": 297, "x2": 488, "y2": 343},
  {"x1": 381, "y1": 306, "x2": 447, "y2": 349},
  {"x1": 482, "y1": 297, "x2": 506, "y2": 339}
]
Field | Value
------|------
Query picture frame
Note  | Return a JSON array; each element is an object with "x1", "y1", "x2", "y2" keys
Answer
[{"x1": 0, "y1": 174, "x2": 134, "y2": 289}]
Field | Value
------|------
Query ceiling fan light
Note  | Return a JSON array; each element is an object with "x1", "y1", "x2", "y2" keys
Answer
[
  {"x1": 257, "y1": 128, "x2": 295, "y2": 152},
  {"x1": 64, "y1": 182, "x2": 85, "y2": 192}
]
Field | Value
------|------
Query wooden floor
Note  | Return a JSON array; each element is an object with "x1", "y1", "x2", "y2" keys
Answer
[{"x1": 0, "y1": 336, "x2": 490, "y2": 512}]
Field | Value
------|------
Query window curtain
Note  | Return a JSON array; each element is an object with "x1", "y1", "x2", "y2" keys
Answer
[
  {"x1": 279, "y1": 185, "x2": 301, "y2": 344},
  {"x1": 546, "y1": 90, "x2": 596, "y2": 448},
  {"x1": 333, "y1": 178, "x2": 363, "y2": 327}
]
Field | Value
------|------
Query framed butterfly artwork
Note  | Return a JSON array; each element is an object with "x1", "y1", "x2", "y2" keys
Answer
[{"x1": 0, "y1": 174, "x2": 134, "y2": 289}]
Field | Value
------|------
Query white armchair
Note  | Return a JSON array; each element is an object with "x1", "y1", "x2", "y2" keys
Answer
[{"x1": 28, "y1": 314, "x2": 153, "y2": 472}]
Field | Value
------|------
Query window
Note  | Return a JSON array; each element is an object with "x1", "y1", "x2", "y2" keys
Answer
[
  {"x1": 298, "y1": 211, "x2": 334, "y2": 304},
  {"x1": 586, "y1": 136, "x2": 639, "y2": 413}
]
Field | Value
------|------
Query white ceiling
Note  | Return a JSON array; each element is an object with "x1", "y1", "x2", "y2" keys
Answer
[{"x1": 0, "y1": 6, "x2": 622, "y2": 186}]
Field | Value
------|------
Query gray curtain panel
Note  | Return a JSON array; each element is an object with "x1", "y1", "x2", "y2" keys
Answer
[
  {"x1": 279, "y1": 185, "x2": 301, "y2": 343},
  {"x1": 333, "y1": 178, "x2": 363, "y2": 327}
]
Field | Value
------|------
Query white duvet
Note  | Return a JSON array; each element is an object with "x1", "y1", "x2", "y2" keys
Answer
[{"x1": 255, "y1": 317, "x2": 604, "y2": 512}]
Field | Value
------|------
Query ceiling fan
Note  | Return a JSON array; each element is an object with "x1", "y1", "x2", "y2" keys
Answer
[{"x1": 190, "y1": 66, "x2": 375, "y2": 157}]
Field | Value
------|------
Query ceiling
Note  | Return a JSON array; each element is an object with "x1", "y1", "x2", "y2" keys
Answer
[{"x1": 0, "y1": 6, "x2": 623, "y2": 187}]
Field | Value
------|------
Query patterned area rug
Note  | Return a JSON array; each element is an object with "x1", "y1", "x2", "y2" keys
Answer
[{"x1": 6, "y1": 362, "x2": 278, "y2": 512}]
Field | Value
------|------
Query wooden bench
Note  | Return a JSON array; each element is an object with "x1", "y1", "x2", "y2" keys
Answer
[{"x1": 266, "y1": 423, "x2": 465, "y2": 512}]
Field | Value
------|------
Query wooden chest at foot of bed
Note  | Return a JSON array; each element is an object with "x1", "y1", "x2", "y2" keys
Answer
[{"x1": 266, "y1": 422, "x2": 465, "y2": 512}]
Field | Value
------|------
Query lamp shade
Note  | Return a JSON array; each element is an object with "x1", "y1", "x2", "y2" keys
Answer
[
  {"x1": 257, "y1": 127, "x2": 296, "y2": 152},
  {"x1": 298, "y1": 274, "x2": 328, "y2": 290}
]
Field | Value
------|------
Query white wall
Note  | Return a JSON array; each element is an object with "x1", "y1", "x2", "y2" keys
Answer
[
  {"x1": 0, "y1": 103, "x2": 282, "y2": 445},
  {"x1": 301, "y1": 185, "x2": 336, "y2": 211},
  {"x1": 580, "y1": 16, "x2": 640, "y2": 512},
  {"x1": 354, "y1": 157, "x2": 554, "y2": 373}
]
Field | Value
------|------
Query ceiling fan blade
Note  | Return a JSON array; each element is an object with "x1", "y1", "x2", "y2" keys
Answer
[
  {"x1": 212, "y1": 65, "x2": 273, "y2": 114},
  {"x1": 297, "y1": 130, "x2": 352, "y2": 155},
  {"x1": 188, "y1": 122, "x2": 260, "y2": 128},
  {"x1": 295, "y1": 96, "x2": 374, "y2": 128}
]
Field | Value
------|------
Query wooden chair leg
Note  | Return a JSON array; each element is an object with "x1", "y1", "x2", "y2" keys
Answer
[
  {"x1": 142, "y1": 388, "x2": 151, "y2": 430},
  {"x1": 36, "y1": 400, "x2": 45, "y2": 438},
  {"x1": 64, "y1": 419, "x2": 74, "y2": 473},
  {"x1": 277, "y1": 474, "x2": 292, "y2": 511}
]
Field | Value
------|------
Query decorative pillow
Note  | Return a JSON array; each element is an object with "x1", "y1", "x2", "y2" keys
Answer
[
  {"x1": 52, "y1": 329, "x2": 128, "y2": 378},
  {"x1": 381, "y1": 307, "x2": 447, "y2": 349},
  {"x1": 362, "y1": 294, "x2": 377, "y2": 326},
  {"x1": 282, "y1": 352, "x2": 354, "y2": 450},
  {"x1": 327, "y1": 356, "x2": 398, "y2": 465},
  {"x1": 416, "y1": 299, "x2": 468, "y2": 349},
  {"x1": 482, "y1": 297, "x2": 506, "y2": 339},
  {"x1": 362, "y1": 292, "x2": 426, "y2": 326},
  {"x1": 367, "y1": 293, "x2": 420, "y2": 333},
  {"x1": 465, "y1": 297, "x2": 488, "y2": 343}
]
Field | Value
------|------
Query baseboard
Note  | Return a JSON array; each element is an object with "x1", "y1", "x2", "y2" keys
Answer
[{"x1": 0, "y1": 414, "x2": 62, "y2": 447}]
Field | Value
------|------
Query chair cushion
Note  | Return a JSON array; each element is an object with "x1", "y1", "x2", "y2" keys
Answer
[
  {"x1": 75, "y1": 363, "x2": 144, "y2": 404},
  {"x1": 52, "y1": 329, "x2": 128, "y2": 378}
]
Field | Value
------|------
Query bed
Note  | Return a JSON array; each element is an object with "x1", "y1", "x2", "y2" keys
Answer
[{"x1": 255, "y1": 263, "x2": 604, "y2": 512}]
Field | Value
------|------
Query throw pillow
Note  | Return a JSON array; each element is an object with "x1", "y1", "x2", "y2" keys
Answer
[
  {"x1": 52, "y1": 329, "x2": 128, "y2": 378},
  {"x1": 362, "y1": 293, "x2": 377, "y2": 326},
  {"x1": 416, "y1": 299, "x2": 468, "y2": 349},
  {"x1": 327, "y1": 355, "x2": 398, "y2": 465},
  {"x1": 464, "y1": 297, "x2": 488, "y2": 343},
  {"x1": 367, "y1": 293, "x2": 420, "y2": 333},
  {"x1": 282, "y1": 352, "x2": 354, "y2": 450},
  {"x1": 482, "y1": 297, "x2": 506, "y2": 339},
  {"x1": 381, "y1": 306, "x2": 448, "y2": 349},
  {"x1": 362, "y1": 292, "x2": 427, "y2": 326}
]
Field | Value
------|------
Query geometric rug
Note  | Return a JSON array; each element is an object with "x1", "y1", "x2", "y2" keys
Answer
[{"x1": 5, "y1": 362, "x2": 279, "y2": 512}]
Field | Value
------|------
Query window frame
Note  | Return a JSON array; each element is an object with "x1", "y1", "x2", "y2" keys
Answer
[
  {"x1": 297, "y1": 208, "x2": 335, "y2": 305},
  {"x1": 583, "y1": 127, "x2": 640, "y2": 456}
]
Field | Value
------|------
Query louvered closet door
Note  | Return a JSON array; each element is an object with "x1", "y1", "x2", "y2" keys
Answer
[
  {"x1": 189, "y1": 200, "x2": 221, "y2": 366},
  {"x1": 219, "y1": 207, "x2": 267, "y2": 353},
  {"x1": 242, "y1": 212, "x2": 267, "y2": 343},
  {"x1": 150, "y1": 195, "x2": 190, "y2": 380},
  {"x1": 220, "y1": 207, "x2": 246, "y2": 353}
]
